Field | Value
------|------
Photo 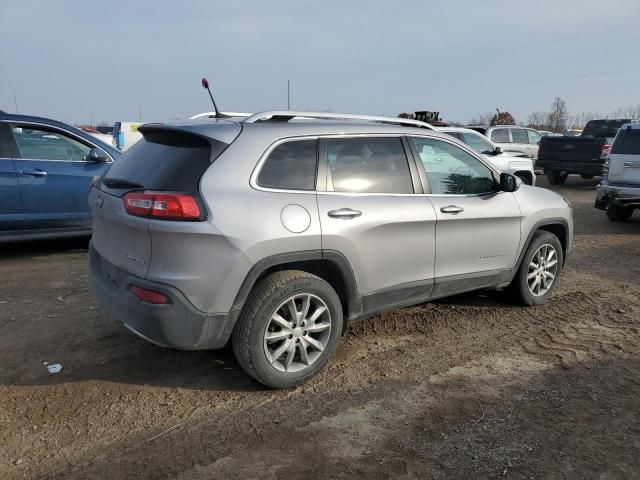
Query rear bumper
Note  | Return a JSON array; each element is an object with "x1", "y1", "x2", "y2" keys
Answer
[
  {"x1": 595, "y1": 180, "x2": 640, "y2": 211},
  {"x1": 538, "y1": 160, "x2": 603, "y2": 176},
  {"x1": 89, "y1": 243, "x2": 238, "y2": 350}
]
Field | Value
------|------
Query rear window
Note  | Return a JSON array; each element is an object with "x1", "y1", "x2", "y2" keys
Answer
[
  {"x1": 102, "y1": 129, "x2": 224, "y2": 192},
  {"x1": 582, "y1": 120, "x2": 630, "y2": 139},
  {"x1": 611, "y1": 128, "x2": 640, "y2": 155}
]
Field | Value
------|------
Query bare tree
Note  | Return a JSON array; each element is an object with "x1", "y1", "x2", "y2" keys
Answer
[
  {"x1": 527, "y1": 111, "x2": 548, "y2": 130},
  {"x1": 468, "y1": 111, "x2": 494, "y2": 125},
  {"x1": 547, "y1": 97, "x2": 568, "y2": 133},
  {"x1": 609, "y1": 104, "x2": 640, "y2": 119}
]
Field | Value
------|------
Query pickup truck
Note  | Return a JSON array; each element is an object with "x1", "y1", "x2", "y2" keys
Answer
[{"x1": 537, "y1": 119, "x2": 632, "y2": 185}]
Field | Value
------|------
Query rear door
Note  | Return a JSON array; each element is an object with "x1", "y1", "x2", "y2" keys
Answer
[
  {"x1": 317, "y1": 135, "x2": 437, "y2": 311},
  {"x1": 509, "y1": 128, "x2": 531, "y2": 158},
  {"x1": 8, "y1": 123, "x2": 109, "y2": 233},
  {"x1": 608, "y1": 125, "x2": 640, "y2": 185},
  {"x1": 0, "y1": 123, "x2": 24, "y2": 238},
  {"x1": 407, "y1": 135, "x2": 522, "y2": 296}
]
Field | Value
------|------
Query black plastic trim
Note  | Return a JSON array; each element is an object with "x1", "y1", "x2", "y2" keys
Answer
[{"x1": 513, "y1": 218, "x2": 570, "y2": 272}]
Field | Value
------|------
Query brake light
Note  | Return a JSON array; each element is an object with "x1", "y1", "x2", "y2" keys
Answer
[
  {"x1": 601, "y1": 144, "x2": 612, "y2": 157},
  {"x1": 123, "y1": 192, "x2": 202, "y2": 220},
  {"x1": 130, "y1": 285, "x2": 169, "y2": 304}
]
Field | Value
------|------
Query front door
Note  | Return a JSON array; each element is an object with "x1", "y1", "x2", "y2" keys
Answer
[
  {"x1": 317, "y1": 136, "x2": 437, "y2": 314},
  {"x1": 407, "y1": 136, "x2": 522, "y2": 296},
  {"x1": 8, "y1": 123, "x2": 108, "y2": 233},
  {"x1": 0, "y1": 123, "x2": 23, "y2": 238}
]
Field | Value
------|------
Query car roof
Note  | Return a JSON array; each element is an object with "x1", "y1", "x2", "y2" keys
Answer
[{"x1": 156, "y1": 116, "x2": 456, "y2": 141}]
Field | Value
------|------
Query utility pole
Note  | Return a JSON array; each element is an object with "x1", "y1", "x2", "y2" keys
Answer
[
  {"x1": 138, "y1": 104, "x2": 142, "y2": 121},
  {"x1": 287, "y1": 80, "x2": 290, "y2": 110},
  {"x1": 13, "y1": 89, "x2": 18, "y2": 113}
]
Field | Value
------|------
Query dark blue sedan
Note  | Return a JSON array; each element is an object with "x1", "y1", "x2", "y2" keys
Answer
[{"x1": 0, "y1": 112, "x2": 120, "y2": 242}]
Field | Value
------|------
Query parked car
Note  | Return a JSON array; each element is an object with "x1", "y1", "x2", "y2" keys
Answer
[
  {"x1": 537, "y1": 119, "x2": 635, "y2": 185},
  {"x1": 80, "y1": 127, "x2": 114, "y2": 146},
  {"x1": 595, "y1": 122, "x2": 640, "y2": 221},
  {"x1": 539, "y1": 130, "x2": 561, "y2": 137},
  {"x1": 113, "y1": 121, "x2": 144, "y2": 150},
  {"x1": 0, "y1": 113, "x2": 120, "y2": 242},
  {"x1": 466, "y1": 125, "x2": 542, "y2": 161},
  {"x1": 89, "y1": 111, "x2": 573, "y2": 388},
  {"x1": 437, "y1": 126, "x2": 535, "y2": 185},
  {"x1": 563, "y1": 129, "x2": 583, "y2": 137}
]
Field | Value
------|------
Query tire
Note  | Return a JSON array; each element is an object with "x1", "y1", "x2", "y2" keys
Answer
[
  {"x1": 232, "y1": 270, "x2": 343, "y2": 389},
  {"x1": 580, "y1": 174, "x2": 594, "y2": 180},
  {"x1": 547, "y1": 170, "x2": 568, "y2": 185},
  {"x1": 606, "y1": 205, "x2": 633, "y2": 222},
  {"x1": 508, "y1": 231, "x2": 564, "y2": 306}
]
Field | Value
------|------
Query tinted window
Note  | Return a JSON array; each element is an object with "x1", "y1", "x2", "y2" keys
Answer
[
  {"x1": 611, "y1": 128, "x2": 640, "y2": 155},
  {"x1": 459, "y1": 131, "x2": 494, "y2": 154},
  {"x1": 527, "y1": 130, "x2": 542, "y2": 145},
  {"x1": 510, "y1": 128, "x2": 529, "y2": 144},
  {"x1": 327, "y1": 137, "x2": 413, "y2": 194},
  {"x1": 103, "y1": 129, "x2": 217, "y2": 193},
  {"x1": 257, "y1": 139, "x2": 317, "y2": 190},
  {"x1": 11, "y1": 125, "x2": 91, "y2": 161},
  {"x1": 490, "y1": 128, "x2": 509, "y2": 143},
  {"x1": 410, "y1": 137, "x2": 495, "y2": 195},
  {"x1": 582, "y1": 120, "x2": 630, "y2": 138}
]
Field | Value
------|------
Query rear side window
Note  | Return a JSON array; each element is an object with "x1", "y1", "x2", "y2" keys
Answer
[
  {"x1": 326, "y1": 137, "x2": 413, "y2": 194},
  {"x1": 103, "y1": 129, "x2": 221, "y2": 192},
  {"x1": 257, "y1": 139, "x2": 317, "y2": 190},
  {"x1": 510, "y1": 128, "x2": 529, "y2": 144},
  {"x1": 611, "y1": 128, "x2": 640, "y2": 155},
  {"x1": 490, "y1": 129, "x2": 509, "y2": 143}
]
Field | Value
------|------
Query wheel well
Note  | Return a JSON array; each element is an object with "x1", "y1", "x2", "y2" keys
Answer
[
  {"x1": 536, "y1": 223, "x2": 568, "y2": 263},
  {"x1": 256, "y1": 260, "x2": 351, "y2": 318}
]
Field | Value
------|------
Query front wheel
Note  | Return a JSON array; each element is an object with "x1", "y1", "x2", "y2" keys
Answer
[
  {"x1": 232, "y1": 270, "x2": 343, "y2": 389},
  {"x1": 508, "y1": 231, "x2": 564, "y2": 306},
  {"x1": 547, "y1": 170, "x2": 568, "y2": 185},
  {"x1": 606, "y1": 205, "x2": 633, "y2": 222}
]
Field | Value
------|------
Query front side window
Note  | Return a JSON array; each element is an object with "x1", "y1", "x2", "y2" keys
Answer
[
  {"x1": 410, "y1": 137, "x2": 495, "y2": 195},
  {"x1": 459, "y1": 131, "x2": 494, "y2": 154},
  {"x1": 490, "y1": 128, "x2": 509, "y2": 143},
  {"x1": 527, "y1": 130, "x2": 542, "y2": 145},
  {"x1": 510, "y1": 128, "x2": 529, "y2": 144},
  {"x1": 11, "y1": 125, "x2": 91, "y2": 161},
  {"x1": 326, "y1": 137, "x2": 413, "y2": 194},
  {"x1": 257, "y1": 139, "x2": 317, "y2": 190}
]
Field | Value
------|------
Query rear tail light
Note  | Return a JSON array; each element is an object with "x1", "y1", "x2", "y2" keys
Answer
[
  {"x1": 130, "y1": 285, "x2": 170, "y2": 305},
  {"x1": 601, "y1": 144, "x2": 612, "y2": 158},
  {"x1": 123, "y1": 192, "x2": 202, "y2": 220}
]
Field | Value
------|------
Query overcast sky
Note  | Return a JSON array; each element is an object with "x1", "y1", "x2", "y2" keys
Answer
[{"x1": 1, "y1": 0, "x2": 639, "y2": 125}]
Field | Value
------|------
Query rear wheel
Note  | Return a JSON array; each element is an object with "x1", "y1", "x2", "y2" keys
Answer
[
  {"x1": 606, "y1": 205, "x2": 633, "y2": 222},
  {"x1": 232, "y1": 270, "x2": 343, "y2": 389},
  {"x1": 508, "y1": 231, "x2": 563, "y2": 306},
  {"x1": 547, "y1": 170, "x2": 568, "y2": 185}
]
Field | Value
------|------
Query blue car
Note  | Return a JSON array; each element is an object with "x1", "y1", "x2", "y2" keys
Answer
[{"x1": 0, "y1": 112, "x2": 120, "y2": 242}]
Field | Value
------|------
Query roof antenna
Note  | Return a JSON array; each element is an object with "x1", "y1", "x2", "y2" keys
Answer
[{"x1": 201, "y1": 78, "x2": 228, "y2": 118}]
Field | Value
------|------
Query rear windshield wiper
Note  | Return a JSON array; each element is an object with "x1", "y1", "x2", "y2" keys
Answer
[{"x1": 102, "y1": 178, "x2": 144, "y2": 189}]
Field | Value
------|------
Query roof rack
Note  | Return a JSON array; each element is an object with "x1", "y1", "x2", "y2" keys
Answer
[{"x1": 241, "y1": 111, "x2": 435, "y2": 130}]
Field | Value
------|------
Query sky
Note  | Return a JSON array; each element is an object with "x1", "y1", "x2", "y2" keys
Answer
[{"x1": 1, "y1": 0, "x2": 639, "y2": 125}]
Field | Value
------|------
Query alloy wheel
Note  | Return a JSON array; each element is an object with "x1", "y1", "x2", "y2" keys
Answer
[{"x1": 527, "y1": 244, "x2": 559, "y2": 296}]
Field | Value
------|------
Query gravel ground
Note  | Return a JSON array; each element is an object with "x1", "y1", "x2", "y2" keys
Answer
[{"x1": 1, "y1": 175, "x2": 639, "y2": 480}]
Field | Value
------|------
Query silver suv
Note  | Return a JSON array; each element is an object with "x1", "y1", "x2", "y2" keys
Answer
[{"x1": 89, "y1": 111, "x2": 573, "y2": 388}]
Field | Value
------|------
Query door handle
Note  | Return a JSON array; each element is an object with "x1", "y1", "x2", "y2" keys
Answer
[
  {"x1": 440, "y1": 205, "x2": 464, "y2": 214},
  {"x1": 328, "y1": 208, "x2": 362, "y2": 219},
  {"x1": 20, "y1": 169, "x2": 48, "y2": 177}
]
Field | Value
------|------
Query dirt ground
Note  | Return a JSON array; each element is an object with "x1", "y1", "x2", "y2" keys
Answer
[{"x1": 1, "y1": 176, "x2": 639, "y2": 480}]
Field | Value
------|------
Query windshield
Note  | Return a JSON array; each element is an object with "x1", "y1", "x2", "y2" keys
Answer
[{"x1": 582, "y1": 120, "x2": 630, "y2": 139}]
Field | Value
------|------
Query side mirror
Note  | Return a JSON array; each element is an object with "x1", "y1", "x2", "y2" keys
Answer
[
  {"x1": 87, "y1": 148, "x2": 109, "y2": 163},
  {"x1": 493, "y1": 146, "x2": 503, "y2": 155},
  {"x1": 500, "y1": 172, "x2": 519, "y2": 192}
]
